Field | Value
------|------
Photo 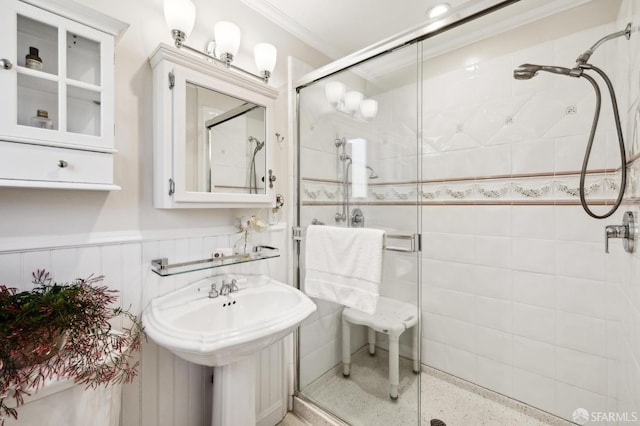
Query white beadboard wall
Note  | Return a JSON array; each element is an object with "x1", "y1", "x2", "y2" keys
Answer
[{"x1": 0, "y1": 224, "x2": 290, "y2": 426}]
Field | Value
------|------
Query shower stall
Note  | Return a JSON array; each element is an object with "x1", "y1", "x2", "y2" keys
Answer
[{"x1": 294, "y1": 0, "x2": 640, "y2": 424}]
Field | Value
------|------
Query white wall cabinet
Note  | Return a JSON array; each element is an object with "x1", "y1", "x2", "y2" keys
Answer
[
  {"x1": 150, "y1": 44, "x2": 279, "y2": 208},
  {"x1": 0, "y1": 0, "x2": 127, "y2": 190}
]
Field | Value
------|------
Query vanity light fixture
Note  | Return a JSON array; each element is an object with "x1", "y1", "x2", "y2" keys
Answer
[
  {"x1": 163, "y1": 0, "x2": 277, "y2": 83},
  {"x1": 324, "y1": 81, "x2": 377, "y2": 120}
]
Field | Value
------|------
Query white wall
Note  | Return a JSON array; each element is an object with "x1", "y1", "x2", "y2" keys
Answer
[
  {"x1": 1, "y1": 0, "x2": 330, "y2": 424},
  {"x1": 0, "y1": 0, "x2": 330, "y2": 239}
]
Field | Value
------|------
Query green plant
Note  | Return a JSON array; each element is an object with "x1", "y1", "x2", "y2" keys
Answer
[{"x1": 0, "y1": 270, "x2": 144, "y2": 424}]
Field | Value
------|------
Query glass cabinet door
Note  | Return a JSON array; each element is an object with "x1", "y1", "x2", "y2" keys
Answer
[{"x1": 0, "y1": 1, "x2": 114, "y2": 151}]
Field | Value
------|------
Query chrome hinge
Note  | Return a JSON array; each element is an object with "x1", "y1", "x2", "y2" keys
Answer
[
  {"x1": 168, "y1": 178, "x2": 175, "y2": 195},
  {"x1": 292, "y1": 226, "x2": 303, "y2": 241},
  {"x1": 168, "y1": 72, "x2": 175, "y2": 90}
]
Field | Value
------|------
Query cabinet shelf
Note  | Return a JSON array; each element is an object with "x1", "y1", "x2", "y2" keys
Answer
[{"x1": 151, "y1": 246, "x2": 280, "y2": 276}]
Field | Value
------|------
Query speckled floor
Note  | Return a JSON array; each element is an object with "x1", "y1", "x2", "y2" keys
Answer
[
  {"x1": 277, "y1": 413, "x2": 312, "y2": 426},
  {"x1": 301, "y1": 347, "x2": 566, "y2": 426}
]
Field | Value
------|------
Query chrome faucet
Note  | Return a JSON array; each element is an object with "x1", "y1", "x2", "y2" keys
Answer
[{"x1": 220, "y1": 279, "x2": 239, "y2": 296}]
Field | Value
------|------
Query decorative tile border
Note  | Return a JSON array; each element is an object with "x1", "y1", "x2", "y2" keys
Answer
[{"x1": 301, "y1": 174, "x2": 621, "y2": 204}]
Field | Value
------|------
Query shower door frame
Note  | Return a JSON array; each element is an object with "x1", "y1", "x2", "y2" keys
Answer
[{"x1": 291, "y1": 1, "x2": 524, "y2": 422}]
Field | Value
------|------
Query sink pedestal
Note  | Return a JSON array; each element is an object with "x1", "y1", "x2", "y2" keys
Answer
[{"x1": 212, "y1": 355, "x2": 257, "y2": 426}]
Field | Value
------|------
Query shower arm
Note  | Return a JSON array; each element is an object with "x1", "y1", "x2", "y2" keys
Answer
[{"x1": 576, "y1": 23, "x2": 632, "y2": 64}]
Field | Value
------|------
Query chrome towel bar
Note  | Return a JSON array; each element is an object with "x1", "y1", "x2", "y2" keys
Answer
[{"x1": 385, "y1": 233, "x2": 421, "y2": 253}]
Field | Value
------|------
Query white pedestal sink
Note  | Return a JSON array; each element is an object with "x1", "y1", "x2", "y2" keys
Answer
[{"x1": 142, "y1": 274, "x2": 316, "y2": 426}]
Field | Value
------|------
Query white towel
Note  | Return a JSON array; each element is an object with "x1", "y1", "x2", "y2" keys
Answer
[{"x1": 304, "y1": 225, "x2": 384, "y2": 314}]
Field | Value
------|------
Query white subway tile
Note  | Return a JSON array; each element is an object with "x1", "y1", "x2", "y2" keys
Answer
[
  {"x1": 444, "y1": 345, "x2": 476, "y2": 383},
  {"x1": 513, "y1": 302, "x2": 555, "y2": 343},
  {"x1": 512, "y1": 238, "x2": 555, "y2": 274},
  {"x1": 512, "y1": 270, "x2": 555, "y2": 309},
  {"x1": 556, "y1": 311, "x2": 607, "y2": 357},
  {"x1": 555, "y1": 382, "x2": 608, "y2": 426},
  {"x1": 472, "y1": 265, "x2": 512, "y2": 300},
  {"x1": 556, "y1": 276, "x2": 607, "y2": 319},
  {"x1": 475, "y1": 356, "x2": 513, "y2": 396},
  {"x1": 512, "y1": 336, "x2": 555, "y2": 378},
  {"x1": 423, "y1": 313, "x2": 475, "y2": 353},
  {"x1": 556, "y1": 347, "x2": 607, "y2": 395},
  {"x1": 422, "y1": 338, "x2": 446, "y2": 369},
  {"x1": 555, "y1": 241, "x2": 605, "y2": 282},
  {"x1": 512, "y1": 138, "x2": 555, "y2": 174},
  {"x1": 475, "y1": 326, "x2": 513, "y2": 364},
  {"x1": 555, "y1": 207, "x2": 603, "y2": 243},
  {"x1": 474, "y1": 205, "x2": 511, "y2": 236},
  {"x1": 475, "y1": 236, "x2": 511, "y2": 268},
  {"x1": 474, "y1": 296, "x2": 512, "y2": 332},
  {"x1": 511, "y1": 368, "x2": 556, "y2": 414},
  {"x1": 511, "y1": 206, "x2": 555, "y2": 239}
]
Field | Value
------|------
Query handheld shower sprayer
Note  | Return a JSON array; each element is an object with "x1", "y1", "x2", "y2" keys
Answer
[
  {"x1": 513, "y1": 64, "x2": 578, "y2": 80},
  {"x1": 248, "y1": 136, "x2": 265, "y2": 194},
  {"x1": 513, "y1": 23, "x2": 633, "y2": 219}
]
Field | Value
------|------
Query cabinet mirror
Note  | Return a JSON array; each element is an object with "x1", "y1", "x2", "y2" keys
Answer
[
  {"x1": 185, "y1": 82, "x2": 266, "y2": 195},
  {"x1": 151, "y1": 44, "x2": 278, "y2": 208}
]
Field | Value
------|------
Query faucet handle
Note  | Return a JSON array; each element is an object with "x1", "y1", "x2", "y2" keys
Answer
[
  {"x1": 220, "y1": 280, "x2": 230, "y2": 295},
  {"x1": 230, "y1": 278, "x2": 239, "y2": 293},
  {"x1": 208, "y1": 283, "x2": 219, "y2": 298}
]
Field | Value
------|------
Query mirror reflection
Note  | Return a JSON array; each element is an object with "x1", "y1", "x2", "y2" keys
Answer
[{"x1": 185, "y1": 81, "x2": 266, "y2": 194}]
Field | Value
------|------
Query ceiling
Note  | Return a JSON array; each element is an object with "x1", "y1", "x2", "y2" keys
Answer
[
  {"x1": 239, "y1": 0, "x2": 612, "y2": 85},
  {"x1": 239, "y1": 0, "x2": 472, "y2": 60}
]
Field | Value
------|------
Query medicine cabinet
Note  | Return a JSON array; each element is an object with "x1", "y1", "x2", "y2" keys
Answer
[
  {"x1": 149, "y1": 44, "x2": 278, "y2": 208},
  {"x1": 0, "y1": 0, "x2": 128, "y2": 190}
]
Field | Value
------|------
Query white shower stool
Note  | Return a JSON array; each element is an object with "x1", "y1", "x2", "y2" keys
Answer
[{"x1": 341, "y1": 297, "x2": 420, "y2": 400}]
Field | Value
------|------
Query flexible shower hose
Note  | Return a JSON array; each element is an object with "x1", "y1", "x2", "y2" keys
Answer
[{"x1": 577, "y1": 64, "x2": 627, "y2": 219}]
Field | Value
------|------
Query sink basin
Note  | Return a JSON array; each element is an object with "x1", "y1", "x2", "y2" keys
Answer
[{"x1": 142, "y1": 274, "x2": 316, "y2": 366}]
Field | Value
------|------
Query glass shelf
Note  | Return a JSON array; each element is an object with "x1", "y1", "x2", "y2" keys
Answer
[{"x1": 151, "y1": 245, "x2": 280, "y2": 277}]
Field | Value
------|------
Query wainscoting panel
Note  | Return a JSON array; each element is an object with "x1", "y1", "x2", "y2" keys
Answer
[{"x1": 0, "y1": 224, "x2": 290, "y2": 426}]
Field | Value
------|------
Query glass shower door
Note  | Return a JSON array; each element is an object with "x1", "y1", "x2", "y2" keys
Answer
[{"x1": 295, "y1": 42, "x2": 422, "y2": 425}]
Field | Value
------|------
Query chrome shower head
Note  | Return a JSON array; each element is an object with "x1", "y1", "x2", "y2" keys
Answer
[
  {"x1": 513, "y1": 63, "x2": 577, "y2": 80},
  {"x1": 513, "y1": 64, "x2": 541, "y2": 80}
]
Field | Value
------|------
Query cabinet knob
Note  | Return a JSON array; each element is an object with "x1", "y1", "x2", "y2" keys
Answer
[
  {"x1": 57, "y1": 160, "x2": 69, "y2": 168},
  {"x1": 0, "y1": 59, "x2": 12, "y2": 70}
]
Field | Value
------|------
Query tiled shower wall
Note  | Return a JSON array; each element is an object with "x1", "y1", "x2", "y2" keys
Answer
[
  {"x1": 299, "y1": 1, "x2": 640, "y2": 423},
  {"x1": 0, "y1": 225, "x2": 289, "y2": 426}
]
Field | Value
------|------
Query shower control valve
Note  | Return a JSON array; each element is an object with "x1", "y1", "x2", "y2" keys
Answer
[{"x1": 605, "y1": 211, "x2": 636, "y2": 254}]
